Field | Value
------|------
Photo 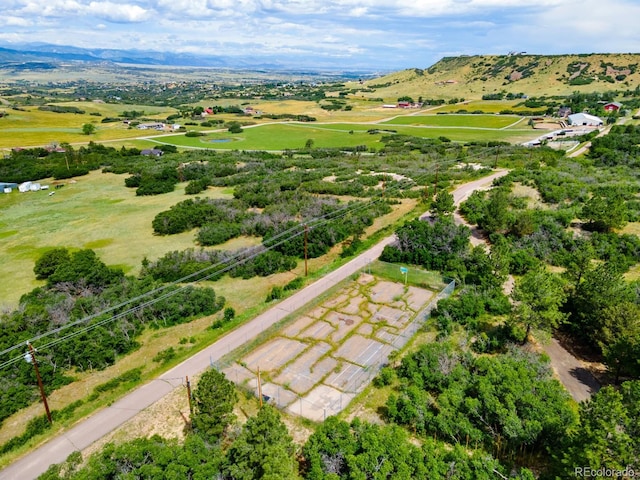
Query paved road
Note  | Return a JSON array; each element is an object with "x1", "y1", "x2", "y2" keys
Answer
[{"x1": 0, "y1": 170, "x2": 509, "y2": 480}]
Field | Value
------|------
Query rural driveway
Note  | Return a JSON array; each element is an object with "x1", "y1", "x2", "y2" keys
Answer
[
  {"x1": 542, "y1": 339, "x2": 600, "y2": 403},
  {"x1": 0, "y1": 170, "x2": 509, "y2": 480},
  {"x1": 446, "y1": 170, "x2": 600, "y2": 403}
]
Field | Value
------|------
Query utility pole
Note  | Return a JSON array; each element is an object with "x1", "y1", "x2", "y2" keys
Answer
[
  {"x1": 26, "y1": 343, "x2": 52, "y2": 424},
  {"x1": 494, "y1": 145, "x2": 500, "y2": 169},
  {"x1": 257, "y1": 367, "x2": 263, "y2": 407},
  {"x1": 433, "y1": 164, "x2": 439, "y2": 197},
  {"x1": 185, "y1": 376, "x2": 193, "y2": 418},
  {"x1": 304, "y1": 225, "x2": 309, "y2": 277}
]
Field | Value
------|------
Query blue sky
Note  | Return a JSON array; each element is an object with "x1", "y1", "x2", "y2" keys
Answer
[{"x1": 1, "y1": 0, "x2": 639, "y2": 70}]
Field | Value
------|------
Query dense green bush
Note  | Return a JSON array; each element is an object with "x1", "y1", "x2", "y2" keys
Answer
[{"x1": 387, "y1": 343, "x2": 576, "y2": 455}]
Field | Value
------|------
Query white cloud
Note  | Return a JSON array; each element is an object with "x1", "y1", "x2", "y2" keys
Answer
[
  {"x1": 0, "y1": 0, "x2": 639, "y2": 69},
  {"x1": 18, "y1": 0, "x2": 85, "y2": 17},
  {"x1": 536, "y1": 0, "x2": 640, "y2": 37},
  {"x1": 87, "y1": 2, "x2": 151, "y2": 22},
  {"x1": 0, "y1": 16, "x2": 33, "y2": 27}
]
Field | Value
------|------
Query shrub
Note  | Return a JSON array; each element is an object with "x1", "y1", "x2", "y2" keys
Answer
[
  {"x1": 152, "y1": 347, "x2": 177, "y2": 365},
  {"x1": 185, "y1": 131, "x2": 205, "y2": 137},
  {"x1": 284, "y1": 277, "x2": 304, "y2": 291},
  {"x1": 266, "y1": 286, "x2": 284, "y2": 301}
]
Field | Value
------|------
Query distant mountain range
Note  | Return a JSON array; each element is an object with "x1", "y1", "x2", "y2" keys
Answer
[
  {"x1": 0, "y1": 43, "x2": 380, "y2": 77},
  {"x1": 0, "y1": 43, "x2": 234, "y2": 68}
]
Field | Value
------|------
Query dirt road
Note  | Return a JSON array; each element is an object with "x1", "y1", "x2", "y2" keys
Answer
[
  {"x1": 0, "y1": 170, "x2": 510, "y2": 479},
  {"x1": 447, "y1": 171, "x2": 600, "y2": 403},
  {"x1": 543, "y1": 339, "x2": 600, "y2": 403}
]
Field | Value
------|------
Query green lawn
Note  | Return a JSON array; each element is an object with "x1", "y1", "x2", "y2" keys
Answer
[
  {"x1": 0, "y1": 171, "x2": 234, "y2": 307},
  {"x1": 381, "y1": 114, "x2": 521, "y2": 128},
  {"x1": 151, "y1": 124, "x2": 385, "y2": 150},
  {"x1": 431, "y1": 100, "x2": 540, "y2": 114},
  {"x1": 152, "y1": 121, "x2": 540, "y2": 151}
]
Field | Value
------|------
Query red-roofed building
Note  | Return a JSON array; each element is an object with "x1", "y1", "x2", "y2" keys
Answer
[{"x1": 603, "y1": 102, "x2": 622, "y2": 112}]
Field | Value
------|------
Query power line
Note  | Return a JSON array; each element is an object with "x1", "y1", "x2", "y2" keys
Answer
[{"x1": 0, "y1": 152, "x2": 501, "y2": 369}]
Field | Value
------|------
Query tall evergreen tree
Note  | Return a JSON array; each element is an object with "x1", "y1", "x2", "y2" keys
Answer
[
  {"x1": 510, "y1": 266, "x2": 567, "y2": 343},
  {"x1": 191, "y1": 368, "x2": 238, "y2": 442},
  {"x1": 224, "y1": 405, "x2": 297, "y2": 480}
]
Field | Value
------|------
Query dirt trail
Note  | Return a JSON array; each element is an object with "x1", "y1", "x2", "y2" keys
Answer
[{"x1": 450, "y1": 174, "x2": 600, "y2": 403}]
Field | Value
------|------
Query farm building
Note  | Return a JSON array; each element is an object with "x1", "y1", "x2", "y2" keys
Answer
[
  {"x1": 141, "y1": 149, "x2": 164, "y2": 157},
  {"x1": 567, "y1": 113, "x2": 603, "y2": 127},
  {"x1": 558, "y1": 106, "x2": 572, "y2": 117},
  {"x1": 137, "y1": 122, "x2": 165, "y2": 130},
  {"x1": 1, "y1": 182, "x2": 18, "y2": 193},
  {"x1": 18, "y1": 181, "x2": 43, "y2": 192},
  {"x1": 603, "y1": 102, "x2": 622, "y2": 112}
]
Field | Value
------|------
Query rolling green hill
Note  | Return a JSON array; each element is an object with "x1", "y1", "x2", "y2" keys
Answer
[{"x1": 348, "y1": 53, "x2": 640, "y2": 101}]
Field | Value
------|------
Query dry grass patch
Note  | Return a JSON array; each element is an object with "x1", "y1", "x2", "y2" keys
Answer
[
  {"x1": 511, "y1": 182, "x2": 544, "y2": 209},
  {"x1": 0, "y1": 104, "x2": 177, "y2": 148}
]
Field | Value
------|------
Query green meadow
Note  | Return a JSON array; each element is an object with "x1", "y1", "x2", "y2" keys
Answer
[
  {"x1": 0, "y1": 170, "x2": 235, "y2": 307},
  {"x1": 152, "y1": 119, "x2": 540, "y2": 151},
  {"x1": 381, "y1": 114, "x2": 523, "y2": 128},
  {"x1": 152, "y1": 123, "x2": 384, "y2": 150},
  {"x1": 430, "y1": 100, "x2": 540, "y2": 114},
  {"x1": 0, "y1": 102, "x2": 178, "y2": 149}
]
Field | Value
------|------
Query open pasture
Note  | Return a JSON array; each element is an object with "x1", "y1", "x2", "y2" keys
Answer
[
  {"x1": 154, "y1": 120, "x2": 540, "y2": 151},
  {"x1": 221, "y1": 268, "x2": 451, "y2": 422},
  {"x1": 381, "y1": 113, "x2": 523, "y2": 129},
  {"x1": 0, "y1": 103, "x2": 177, "y2": 149},
  {"x1": 154, "y1": 123, "x2": 386, "y2": 151},
  {"x1": 431, "y1": 100, "x2": 540, "y2": 114},
  {"x1": 0, "y1": 170, "x2": 235, "y2": 306}
]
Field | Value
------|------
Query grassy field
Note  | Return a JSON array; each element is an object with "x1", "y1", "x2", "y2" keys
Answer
[
  {"x1": 152, "y1": 123, "x2": 384, "y2": 150},
  {"x1": 0, "y1": 103, "x2": 178, "y2": 149},
  {"x1": 0, "y1": 170, "x2": 235, "y2": 307},
  {"x1": 367, "y1": 260, "x2": 450, "y2": 291},
  {"x1": 151, "y1": 120, "x2": 541, "y2": 151},
  {"x1": 381, "y1": 114, "x2": 523, "y2": 128},
  {"x1": 0, "y1": 97, "x2": 547, "y2": 153},
  {"x1": 0, "y1": 168, "x2": 420, "y2": 309},
  {"x1": 430, "y1": 101, "x2": 537, "y2": 114}
]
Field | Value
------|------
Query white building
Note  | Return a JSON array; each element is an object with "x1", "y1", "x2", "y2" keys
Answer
[
  {"x1": 137, "y1": 122, "x2": 166, "y2": 130},
  {"x1": 567, "y1": 113, "x2": 603, "y2": 127},
  {"x1": 18, "y1": 181, "x2": 42, "y2": 192}
]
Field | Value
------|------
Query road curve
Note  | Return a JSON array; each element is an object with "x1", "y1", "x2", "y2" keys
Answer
[{"x1": 0, "y1": 170, "x2": 508, "y2": 480}]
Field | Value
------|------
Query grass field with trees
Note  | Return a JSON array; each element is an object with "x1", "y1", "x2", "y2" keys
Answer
[{"x1": 1, "y1": 68, "x2": 639, "y2": 478}]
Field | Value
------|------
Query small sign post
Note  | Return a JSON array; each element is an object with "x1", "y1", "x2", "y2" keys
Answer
[{"x1": 400, "y1": 266, "x2": 408, "y2": 285}]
